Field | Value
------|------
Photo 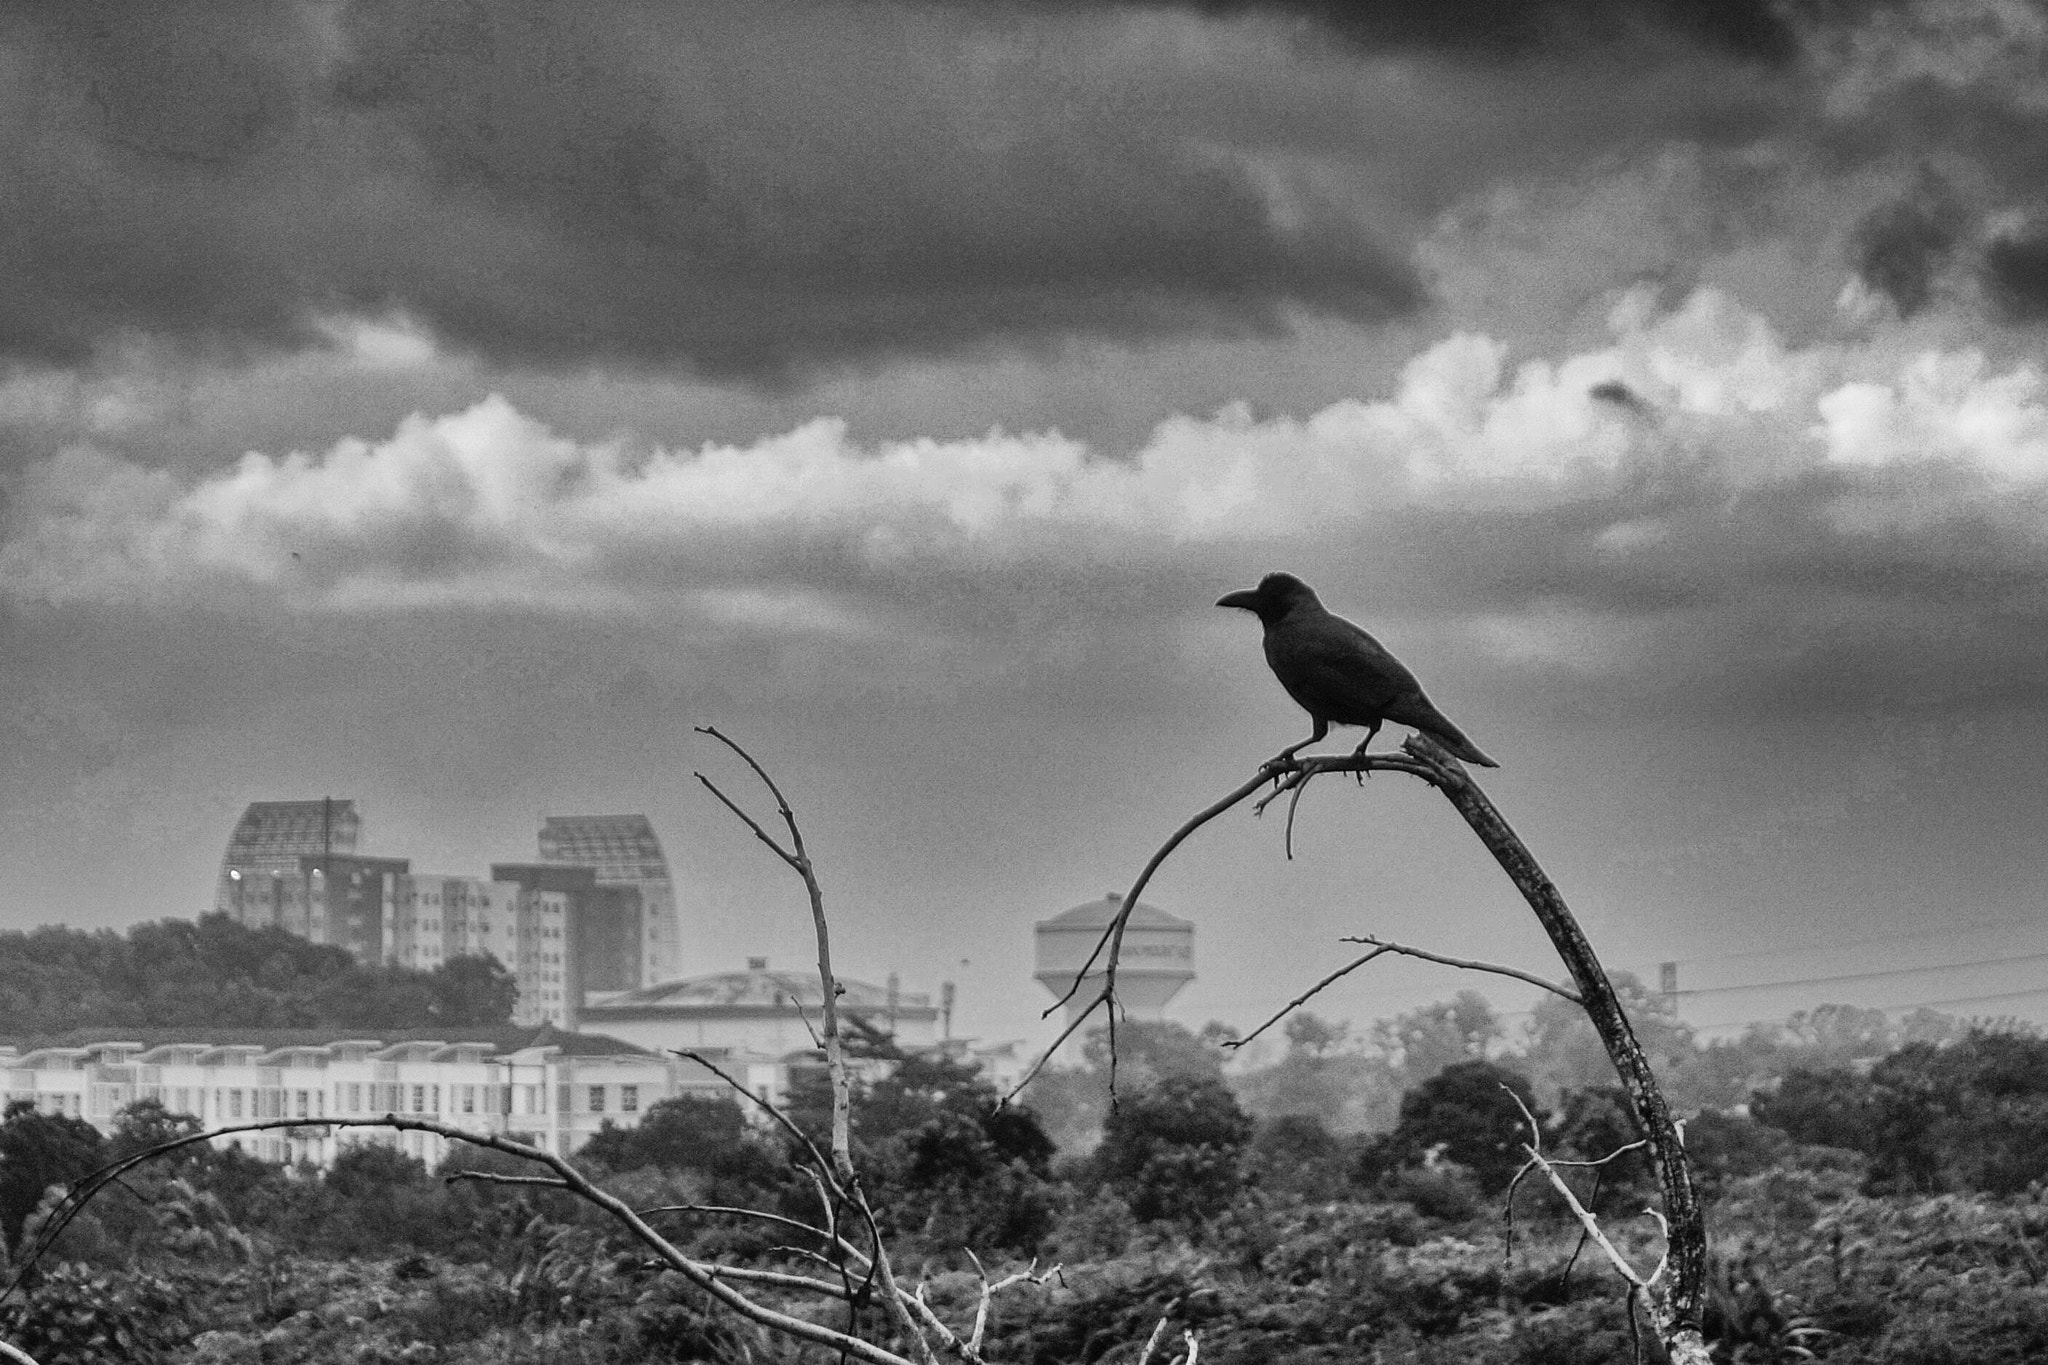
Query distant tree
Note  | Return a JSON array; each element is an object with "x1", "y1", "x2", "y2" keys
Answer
[
  {"x1": 1749, "y1": 1067, "x2": 1879, "y2": 1153},
  {"x1": 580, "y1": 1094, "x2": 782, "y2": 1195},
  {"x1": 1748, "y1": 1031, "x2": 2048, "y2": 1196},
  {"x1": 1376, "y1": 990, "x2": 1502, "y2": 1087},
  {"x1": 1022, "y1": 1019, "x2": 1234, "y2": 1154},
  {"x1": 0, "y1": 914, "x2": 508, "y2": 1034},
  {"x1": 1283, "y1": 1011, "x2": 1349, "y2": 1058},
  {"x1": 428, "y1": 954, "x2": 519, "y2": 1026},
  {"x1": 1234, "y1": 1010, "x2": 1403, "y2": 1134}
]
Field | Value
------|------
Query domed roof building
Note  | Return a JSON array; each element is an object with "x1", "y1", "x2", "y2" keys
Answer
[{"x1": 577, "y1": 957, "x2": 940, "y2": 1060}]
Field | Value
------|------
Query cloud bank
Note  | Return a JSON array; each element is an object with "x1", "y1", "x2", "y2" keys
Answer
[{"x1": 10, "y1": 288, "x2": 2048, "y2": 711}]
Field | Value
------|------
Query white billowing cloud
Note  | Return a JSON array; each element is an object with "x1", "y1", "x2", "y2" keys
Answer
[
  {"x1": 7, "y1": 287, "x2": 2048, "y2": 626},
  {"x1": 1817, "y1": 349, "x2": 2048, "y2": 478}
]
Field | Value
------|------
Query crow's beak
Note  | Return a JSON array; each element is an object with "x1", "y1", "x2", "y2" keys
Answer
[{"x1": 1216, "y1": 589, "x2": 1261, "y2": 611}]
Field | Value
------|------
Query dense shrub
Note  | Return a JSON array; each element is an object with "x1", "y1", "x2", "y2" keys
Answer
[
  {"x1": 1097, "y1": 1075, "x2": 1254, "y2": 1225},
  {"x1": 1355, "y1": 1060, "x2": 1541, "y2": 1195}
]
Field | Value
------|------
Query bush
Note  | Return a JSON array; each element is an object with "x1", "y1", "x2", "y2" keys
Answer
[
  {"x1": 1356, "y1": 1060, "x2": 1541, "y2": 1196},
  {"x1": 1097, "y1": 1075, "x2": 1253, "y2": 1225}
]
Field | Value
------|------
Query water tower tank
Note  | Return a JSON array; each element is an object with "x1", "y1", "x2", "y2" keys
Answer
[{"x1": 1034, "y1": 893, "x2": 1194, "y2": 1025}]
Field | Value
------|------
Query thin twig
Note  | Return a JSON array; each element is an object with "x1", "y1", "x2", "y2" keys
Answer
[
  {"x1": 1005, "y1": 761, "x2": 1299, "y2": 1104},
  {"x1": 1337, "y1": 934, "x2": 1582, "y2": 1004},
  {"x1": 442, "y1": 1170, "x2": 571, "y2": 1190},
  {"x1": 0, "y1": 1342, "x2": 39, "y2": 1365},
  {"x1": 638, "y1": 1204, "x2": 868, "y2": 1265},
  {"x1": 674, "y1": 1047, "x2": 843, "y2": 1200},
  {"x1": 696, "y1": 727, "x2": 858, "y2": 1189},
  {"x1": 1224, "y1": 946, "x2": 1392, "y2": 1049}
]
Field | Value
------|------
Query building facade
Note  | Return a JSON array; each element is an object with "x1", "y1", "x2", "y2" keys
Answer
[
  {"x1": 538, "y1": 815, "x2": 682, "y2": 988},
  {"x1": 578, "y1": 959, "x2": 943, "y2": 1056},
  {"x1": 0, "y1": 1027, "x2": 770, "y2": 1168}
]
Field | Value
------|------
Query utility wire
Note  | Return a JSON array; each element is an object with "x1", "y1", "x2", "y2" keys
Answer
[
  {"x1": 1671, "y1": 948, "x2": 2048, "y2": 997},
  {"x1": 1642, "y1": 907, "x2": 2048, "y2": 973}
]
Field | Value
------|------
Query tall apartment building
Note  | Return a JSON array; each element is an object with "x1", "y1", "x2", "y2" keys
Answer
[
  {"x1": 538, "y1": 815, "x2": 682, "y2": 987},
  {"x1": 213, "y1": 803, "x2": 682, "y2": 1025}
]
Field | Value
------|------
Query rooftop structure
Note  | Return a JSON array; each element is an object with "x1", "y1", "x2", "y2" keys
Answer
[
  {"x1": 580, "y1": 959, "x2": 940, "y2": 1056},
  {"x1": 215, "y1": 799, "x2": 361, "y2": 914},
  {"x1": 539, "y1": 815, "x2": 682, "y2": 987}
]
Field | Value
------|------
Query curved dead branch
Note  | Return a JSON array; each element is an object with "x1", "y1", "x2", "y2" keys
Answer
[{"x1": 1015, "y1": 734, "x2": 1710, "y2": 1364}]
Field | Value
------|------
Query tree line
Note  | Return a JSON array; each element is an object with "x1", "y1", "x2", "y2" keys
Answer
[{"x1": 0, "y1": 913, "x2": 518, "y2": 1035}]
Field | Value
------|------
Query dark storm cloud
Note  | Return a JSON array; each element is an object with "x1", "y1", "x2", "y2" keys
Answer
[
  {"x1": 0, "y1": 0, "x2": 1423, "y2": 382},
  {"x1": 1851, "y1": 170, "x2": 1965, "y2": 317},
  {"x1": 999, "y1": 0, "x2": 1801, "y2": 61},
  {"x1": 1985, "y1": 230, "x2": 2048, "y2": 322}
]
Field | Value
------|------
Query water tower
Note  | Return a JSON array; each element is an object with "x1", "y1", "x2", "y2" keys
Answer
[{"x1": 1034, "y1": 893, "x2": 1194, "y2": 1025}]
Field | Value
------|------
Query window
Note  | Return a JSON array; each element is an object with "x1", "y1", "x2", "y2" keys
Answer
[
  {"x1": 229, "y1": 1089, "x2": 244, "y2": 1119},
  {"x1": 411, "y1": 1084, "x2": 426, "y2": 1113},
  {"x1": 588, "y1": 1085, "x2": 606, "y2": 1113},
  {"x1": 295, "y1": 1090, "x2": 308, "y2": 1119},
  {"x1": 621, "y1": 1085, "x2": 639, "y2": 1113},
  {"x1": 347, "y1": 1082, "x2": 362, "y2": 1112}
]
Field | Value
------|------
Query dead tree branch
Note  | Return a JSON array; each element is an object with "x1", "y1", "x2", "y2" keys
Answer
[
  {"x1": 696, "y1": 725, "x2": 855, "y2": 1187},
  {"x1": 1337, "y1": 934, "x2": 1582, "y2": 1005},
  {"x1": 1018, "y1": 733, "x2": 1710, "y2": 1363}
]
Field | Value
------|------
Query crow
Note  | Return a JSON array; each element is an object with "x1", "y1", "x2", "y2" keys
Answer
[{"x1": 1217, "y1": 572, "x2": 1499, "y2": 768}]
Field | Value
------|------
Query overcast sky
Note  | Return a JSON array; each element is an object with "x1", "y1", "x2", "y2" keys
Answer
[{"x1": 6, "y1": 0, "x2": 2048, "y2": 1050}]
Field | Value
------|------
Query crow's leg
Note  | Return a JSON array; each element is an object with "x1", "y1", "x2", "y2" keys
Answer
[
  {"x1": 1275, "y1": 716, "x2": 1329, "y2": 772},
  {"x1": 1349, "y1": 719, "x2": 1383, "y2": 783}
]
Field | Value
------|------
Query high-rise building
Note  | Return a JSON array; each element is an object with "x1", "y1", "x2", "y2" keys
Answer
[
  {"x1": 301, "y1": 855, "x2": 410, "y2": 960},
  {"x1": 209, "y1": 803, "x2": 670, "y2": 1028},
  {"x1": 491, "y1": 863, "x2": 644, "y2": 1025},
  {"x1": 216, "y1": 799, "x2": 361, "y2": 916},
  {"x1": 538, "y1": 816, "x2": 681, "y2": 987}
]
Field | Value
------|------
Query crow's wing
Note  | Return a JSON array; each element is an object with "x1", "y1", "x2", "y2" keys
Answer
[{"x1": 1263, "y1": 610, "x2": 1419, "y2": 727}]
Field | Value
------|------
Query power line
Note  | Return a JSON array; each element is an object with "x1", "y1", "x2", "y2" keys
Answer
[
  {"x1": 1672, "y1": 949, "x2": 2048, "y2": 997},
  {"x1": 1640, "y1": 907, "x2": 2048, "y2": 974},
  {"x1": 1689, "y1": 984, "x2": 2048, "y2": 1035}
]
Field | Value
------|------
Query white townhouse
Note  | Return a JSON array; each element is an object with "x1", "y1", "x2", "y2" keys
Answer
[{"x1": 0, "y1": 1025, "x2": 761, "y2": 1168}]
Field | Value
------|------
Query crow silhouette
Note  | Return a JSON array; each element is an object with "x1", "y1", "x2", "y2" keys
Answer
[{"x1": 1217, "y1": 572, "x2": 1499, "y2": 768}]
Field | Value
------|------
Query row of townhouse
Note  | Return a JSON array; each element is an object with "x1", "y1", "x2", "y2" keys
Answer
[{"x1": 0, "y1": 1026, "x2": 789, "y2": 1170}]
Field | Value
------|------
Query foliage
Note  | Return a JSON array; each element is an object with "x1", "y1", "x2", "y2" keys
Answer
[
  {"x1": 0, "y1": 1099, "x2": 106, "y2": 1252},
  {"x1": 1750, "y1": 1029, "x2": 2048, "y2": 1196},
  {"x1": 0, "y1": 913, "x2": 516, "y2": 1034},
  {"x1": 1355, "y1": 1060, "x2": 1541, "y2": 1196},
  {"x1": 1235, "y1": 1011, "x2": 1404, "y2": 1135},
  {"x1": 576, "y1": 1094, "x2": 783, "y2": 1198},
  {"x1": 1096, "y1": 1074, "x2": 1254, "y2": 1225},
  {"x1": 0, "y1": 1264, "x2": 192, "y2": 1365},
  {"x1": 1374, "y1": 991, "x2": 1504, "y2": 1084},
  {"x1": 1020, "y1": 1018, "x2": 1234, "y2": 1152}
]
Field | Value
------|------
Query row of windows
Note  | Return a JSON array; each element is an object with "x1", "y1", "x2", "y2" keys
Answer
[{"x1": 97, "y1": 1080, "x2": 645, "y2": 1119}]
